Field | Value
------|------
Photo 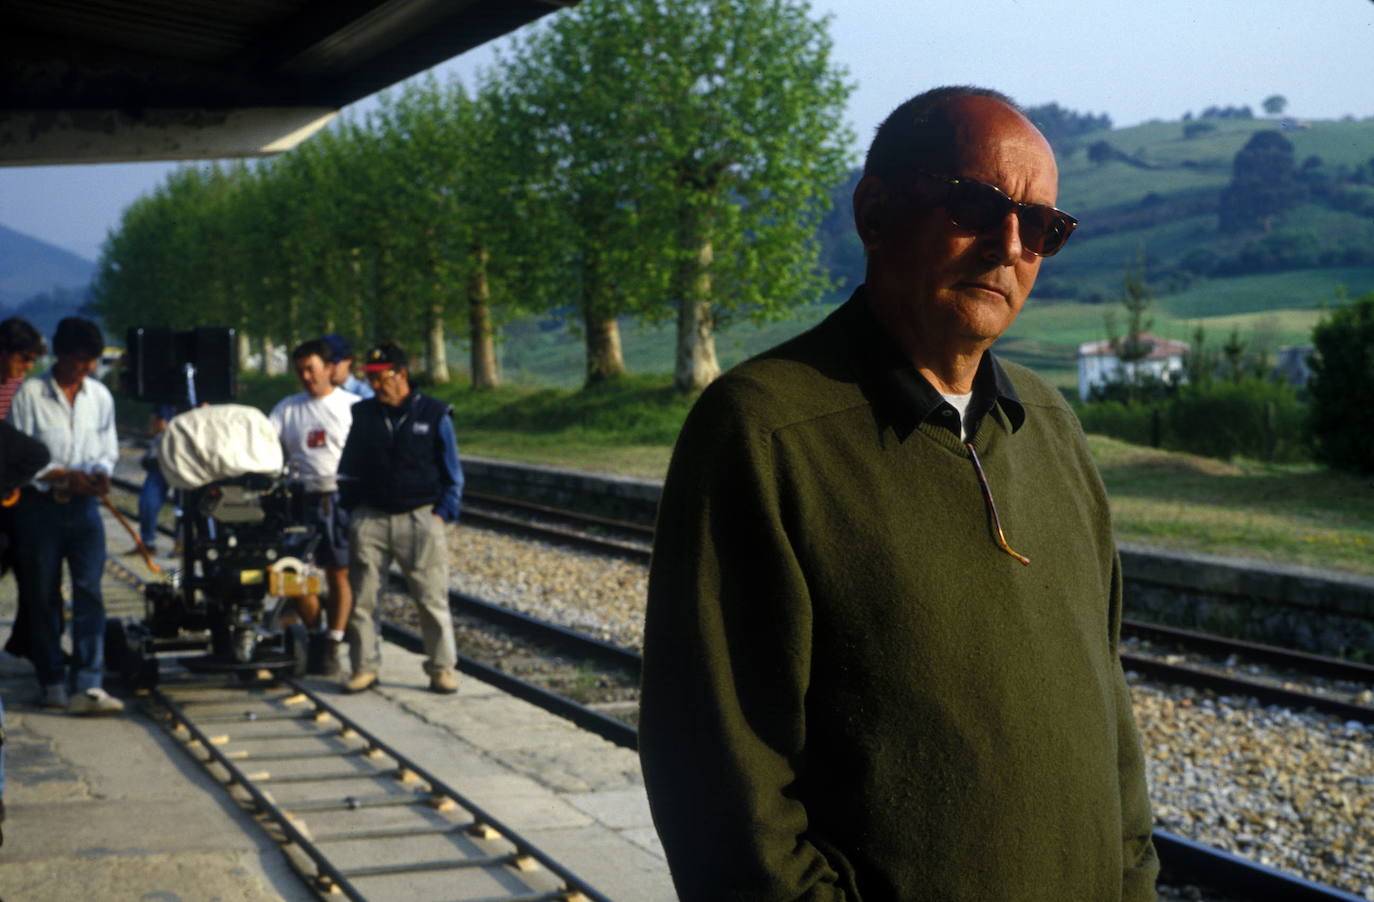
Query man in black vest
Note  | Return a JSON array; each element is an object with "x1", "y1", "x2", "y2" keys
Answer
[{"x1": 337, "y1": 343, "x2": 463, "y2": 694}]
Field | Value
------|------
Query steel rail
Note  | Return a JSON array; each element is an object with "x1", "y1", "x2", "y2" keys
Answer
[
  {"x1": 460, "y1": 507, "x2": 652, "y2": 561},
  {"x1": 1119, "y1": 652, "x2": 1374, "y2": 724},
  {"x1": 447, "y1": 588, "x2": 642, "y2": 672},
  {"x1": 98, "y1": 504, "x2": 611, "y2": 902},
  {"x1": 112, "y1": 468, "x2": 1369, "y2": 901},
  {"x1": 276, "y1": 677, "x2": 614, "y2": 902},
  {"x1": 463, "y1": 489, "x2": 654, "y2": 541},
  {"x1": 151, "y1": 677, "x2": 612, "y2": 902},
  {"x1": 1123, "y1": 618, "x2": 1374, "y2": 684},
  {"x1": 151, "y1": 684, "x2": 372, "y2": 902},
  {"x1": 118, "y1": 469, "x2": 1373, "y2": 697},
  {"x1": 1153, "y1": 831, "x2": 1369, "y2": 902},
  {"x1": 403, "y1": 611, "x2": 1369, "y2": 901},
  {"x1": 438, "y1": 576, "x2": 1374, "y2": 729}
]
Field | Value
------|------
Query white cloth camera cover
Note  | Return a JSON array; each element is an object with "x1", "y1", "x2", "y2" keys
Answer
[{"x1": 156, "y1": 403, "x2": 284, "y2": 490}]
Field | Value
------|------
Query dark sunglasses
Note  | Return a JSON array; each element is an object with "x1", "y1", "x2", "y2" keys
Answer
[{"x1": 918, "y1": 171, "x2": 1077, "y2": 257}]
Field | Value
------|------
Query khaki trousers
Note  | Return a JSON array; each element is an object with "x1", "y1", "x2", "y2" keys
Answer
[{"x1": 347, "y1": 505, "x2": 456, "y2": 676}]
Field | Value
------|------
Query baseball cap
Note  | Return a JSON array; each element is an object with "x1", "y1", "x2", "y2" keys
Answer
[
  {"x1": 321, "y1": 333, "x2": 352, "y2": 361},
  {"x1": 362, "y1": 343, "x2": 407, "y2": 372}
]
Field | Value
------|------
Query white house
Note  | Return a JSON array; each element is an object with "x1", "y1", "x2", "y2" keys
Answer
[{"x1": 1077, "y1": 334, "x2": 1190, "y2": 401}]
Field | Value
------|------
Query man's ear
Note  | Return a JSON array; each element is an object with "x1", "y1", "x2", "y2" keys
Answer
[{"x1": 853, "y1": 175, "x2": 891, "y2": 250}]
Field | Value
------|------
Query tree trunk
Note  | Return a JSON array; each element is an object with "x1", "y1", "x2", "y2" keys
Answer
[
  {"x1": 235, "y1": 329, "x2": 251, "y2": 372},
  {"x1": 426, "y1": 301, "x2": 449, "y2": 384},
  {"x1": 349, "y1": 248, "x2": 367, "y2": 341},
  {"x1": 468, "y1": 245, "x2": 499, "y2": 389},
  {"x1": 584, "y1": 313, "x2": 627, "y2": 384},
  {"x1": 581, "y1": 257, "x2": 627, "y2": 385},
  {"x1": 263, "y1": 337, "x2": 283, "y2": 375},
  {"x1": 674, "y1": 235, "x2": 720, "y2": 393}
]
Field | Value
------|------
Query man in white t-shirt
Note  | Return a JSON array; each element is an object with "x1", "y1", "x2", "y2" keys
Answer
[{"x1": 268, "y1": 338, "x2": 360, "y2": 672}]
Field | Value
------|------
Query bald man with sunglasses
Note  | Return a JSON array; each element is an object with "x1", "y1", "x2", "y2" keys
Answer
[{"x1": 640, "y1": 87, "x2": 1159, "y2": 901}]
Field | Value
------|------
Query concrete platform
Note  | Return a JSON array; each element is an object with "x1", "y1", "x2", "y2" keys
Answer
[{"x1": 0, "y1": 500, "x2": 675, "y2": 901}]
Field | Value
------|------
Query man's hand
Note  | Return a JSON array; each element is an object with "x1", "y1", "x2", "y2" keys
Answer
[
  {"x1": 39, "y1": 468, "x2": 70, "y2": 485},
  {"x1": 67, "y1": 471, "x2": 111, "y2": 496}
]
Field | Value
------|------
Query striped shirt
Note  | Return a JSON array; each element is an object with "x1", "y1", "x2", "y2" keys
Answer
[{"x1": 0, "y1": 376, "x2": 23, "y2": 420}]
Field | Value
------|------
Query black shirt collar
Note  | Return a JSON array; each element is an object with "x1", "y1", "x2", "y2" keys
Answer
[{"x1": 849, "y1": 287, "x2": 1026, "y2": 441}]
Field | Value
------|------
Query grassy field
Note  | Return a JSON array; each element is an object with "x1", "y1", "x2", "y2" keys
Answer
[{"x1": 1089, "y1": 436, "x2": 1372, "y2": 575}]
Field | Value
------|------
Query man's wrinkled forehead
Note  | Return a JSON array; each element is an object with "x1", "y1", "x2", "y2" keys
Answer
[{"x1": 947, "y1": 96, "x2": 1056, "y2": 169}]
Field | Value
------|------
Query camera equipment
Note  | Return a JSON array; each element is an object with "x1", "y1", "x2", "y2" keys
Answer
[
  {"x1": 125, "y1": 326, "x2": 238, "y2": 406},
  {"x1": 106, "y1": 402, "x2": 323, "y2": 686}
]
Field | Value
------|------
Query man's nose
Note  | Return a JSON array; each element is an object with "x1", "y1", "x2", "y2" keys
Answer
[{"x1": 981, "y1": 209, "x2": 1024, "y2": 265}]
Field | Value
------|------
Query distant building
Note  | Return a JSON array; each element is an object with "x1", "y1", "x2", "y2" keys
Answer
[
  {"x1": 1077, "y1": 334, "x2": 1189, "y2": 401},
  {"x1": 1274, "y1": 345, "x2": 1313, "y2": 387}
]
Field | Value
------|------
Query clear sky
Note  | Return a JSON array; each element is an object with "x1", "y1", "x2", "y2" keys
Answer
[{"x1": 1, "y1": 0, "x2": 1371, "y2": 264}]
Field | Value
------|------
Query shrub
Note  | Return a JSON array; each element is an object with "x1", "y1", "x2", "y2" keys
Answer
[
  {"x1": 1308, "y1": 292, "x2": 1374, "y2": 473},
  {"x1": 1165, "y1": 379, "x2": 1307, "y2": 461},
  {"x1": 1077, "y1": 379, "x2": 1308, "y2": 462},
  {"x1": 1077, "y1": 400, "x2": 1164, "y2": 447}
]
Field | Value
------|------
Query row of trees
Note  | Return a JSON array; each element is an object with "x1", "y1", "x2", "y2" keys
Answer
[{"x1": 92, "y1": 0, "x2": 854, "y2": 392}]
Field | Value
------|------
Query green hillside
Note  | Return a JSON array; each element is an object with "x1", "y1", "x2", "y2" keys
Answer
[{"x1": 485, "y1": 113, "x2": 1374, "y2": 395}]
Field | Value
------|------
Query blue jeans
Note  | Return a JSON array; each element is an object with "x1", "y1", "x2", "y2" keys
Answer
[
  {"x1": 15, "y1": 493, "x2": 107, "y2": 691},
  {"x1": 138, "y1": 466, "x2": 169, "y2": 546}
]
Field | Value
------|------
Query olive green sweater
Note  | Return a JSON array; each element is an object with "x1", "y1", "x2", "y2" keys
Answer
[{"x1": 640, "y1": 291, "x2": 1158, "y2": 902}]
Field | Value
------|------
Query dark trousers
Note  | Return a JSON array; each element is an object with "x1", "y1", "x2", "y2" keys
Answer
[
  {"x1": 138, "y1": 467, "x2": 169, "y2": 546},
  {"x1": 15, "y1": 493, "x2": 107, "y2": 691}
]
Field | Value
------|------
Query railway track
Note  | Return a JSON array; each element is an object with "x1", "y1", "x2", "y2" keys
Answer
[
  {"x1": 110, "y1": 471, "x2": 1374, "y2": 728},
  {"x1": 452, "y1": 487, "x2": 1374, "y2": 717},
  {"x1": 148, "y1": 674, "x2": 608, "y2": 902},
  {"x1": 108, "y1": 472, "x2": 1374, "y2": 901},
  {"x1": 101, "y1": 556, "x2": 610, "y2": 902}
]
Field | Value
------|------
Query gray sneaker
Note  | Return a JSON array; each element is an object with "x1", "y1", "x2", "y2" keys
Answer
[
  {"x1": 67, "y1": 687, "x2": 125, "y2": 715},
  {"x1": 41, "y1": 684, "x2": 69, "y2": 709}
]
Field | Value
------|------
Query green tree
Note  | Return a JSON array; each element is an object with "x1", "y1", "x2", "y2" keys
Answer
[
  {"x1": 1024, "y1": 102, "x2": 1111, "y2": 149},
  {"x1": 1221, "y1": 328, "x2": 1248, "y2": 383},
  {"x1": 1261, "y1": 94, "x2": 1287, "y2": 116},
  {"x1": 1308, "y1": 291, "x2": 1374, "y2": 473},
  {"x1": 1183, "y1": 324, "x2": 1214, "y2": 388},
  {"x1": 1103, "y1": 251, "x2": 1155, "y2": 402},
  {"x1": 1086, "y1": 140, "x2": 1118, "y2": 165},
  {"x1": 498, "y1": 16, "x2": 664, "y2": 384},
  {"x1": 502, "y1": 0, "x2": 854, "y2": 391},
  {"x1": 1218, "y1": 131, "x2": 1306, "y2": 233},
  {"x1": 368, "y1": 80, "x2": 470, "y2": 383}
]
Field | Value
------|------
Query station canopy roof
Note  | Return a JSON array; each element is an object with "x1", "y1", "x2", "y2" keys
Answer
[{"x1": 1, "y1": 0, "x2": 573, "y2": 166}]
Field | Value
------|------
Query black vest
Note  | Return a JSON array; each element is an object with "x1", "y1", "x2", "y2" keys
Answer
[{"x1": 346, "y1": 392, "x2": 451, "y2": 513}]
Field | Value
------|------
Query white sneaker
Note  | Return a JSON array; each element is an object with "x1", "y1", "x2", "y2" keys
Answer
[
  {"x1": 67, "y1": 687, "x2": 125, "y2": 715},
  {"x1": 41, "y1": 684, "x2": 69, "y2": 709}
]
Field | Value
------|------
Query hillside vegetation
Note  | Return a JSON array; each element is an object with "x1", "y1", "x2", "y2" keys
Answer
[{"x1": 496, "y1": 113, "x2": 1374, "y2": 394}]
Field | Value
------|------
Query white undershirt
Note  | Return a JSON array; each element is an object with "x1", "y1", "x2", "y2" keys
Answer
[
  {"x1": 938, "y1": 390, "x2": 974, "y2": 441},
  {"x1": 268, "y1": 387, "x2": 360, "y2": 492}
]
